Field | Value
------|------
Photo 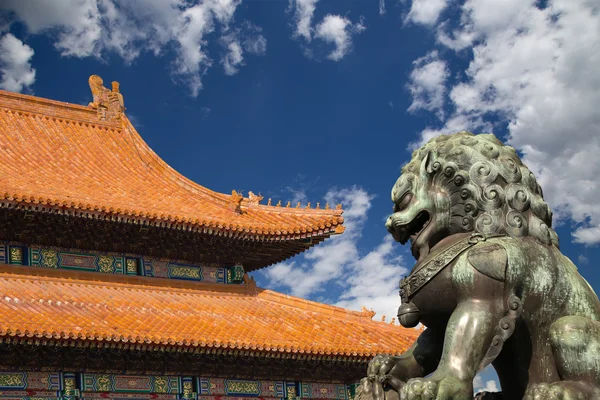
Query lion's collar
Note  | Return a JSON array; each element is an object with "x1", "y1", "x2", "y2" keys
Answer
[{"x1": 400, "y1": 232, "x2": 504, "y2": 302}]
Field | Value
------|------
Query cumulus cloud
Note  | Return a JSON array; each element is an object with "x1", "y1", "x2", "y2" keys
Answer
[
  {"x1": 473, "y1": 375, "x2": 500, "y2": 394},
  {"x1": 219, "y1": 22, "x2": 267, "y2": 76},
  {"x1": 406, "y1": 0, "x2": 449, "y2": 26},
  {"x1": 261, "y1": 187, "x2": 409, "y2": 320},
  {"x1": 315, "y1": 15, "x2": 366, "y2": 61},
  {"x1": 290, "y1": 0, "x2": 319, "y2": 41},
  {"x1": 221, "y1": 34, "x2": 244, "y2": 76},
  {"x1": 406, "y1": 0, "x2": 600, "y2": 244},
  {"x1": 288, "y1": 0, "x2": 365, "y2": 61},
  {"x1": 0, "y1": 33, "x2": 36, "y2": 92},
  {"x1": 407, "y1": 50, "x2": 449, "y2": 119},
  {"x1": 0, "y1": 0, "x2": 266, "y2": 96}
]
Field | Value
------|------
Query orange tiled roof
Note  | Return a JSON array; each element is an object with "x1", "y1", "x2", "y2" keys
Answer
[
  {"x1": 0, "y1": 87, "x2": 344, "y2": 241},
  {"x1": 0, "y1": 265, "x2": 419, "y2": 359}
]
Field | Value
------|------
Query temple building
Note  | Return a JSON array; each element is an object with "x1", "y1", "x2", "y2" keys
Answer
[{"x1": 0, "y1": 76, "x2": 419, "y2": 400}]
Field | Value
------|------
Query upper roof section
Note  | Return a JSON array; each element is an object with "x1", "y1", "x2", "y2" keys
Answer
[{"x1": 0, "y1": 76, "x2": 344, "y2": 243}]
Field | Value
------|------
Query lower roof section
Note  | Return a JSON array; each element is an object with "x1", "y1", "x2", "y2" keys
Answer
[{"x1": 0, "y1": 265, "x2": 419, "y2": 360}]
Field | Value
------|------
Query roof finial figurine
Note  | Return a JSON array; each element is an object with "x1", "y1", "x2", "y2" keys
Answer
[
  {"x1": 230, "y1": 190, "x2": 243, "y2": 212},
  {"x1": 286, "y1": 201, "x2": 291, "y2": 208},
  {"x1": 316, "y1": 203, "x2": 320, "y2": 209},
  {"x1": 248, "y1": 191, "x2": 263, "y2": 205},
  {"x1": 267, "y1": 198, "x2": 272, "y2": 206},
  {"x1": 306, "y1": 202, "x2": 311, "y2": 209},
  {"x1": 88, "y1": 75, "x2": 125, "y2": 122},
  {"x1": 325, "y1": 203, "x2": 330, "y2": 210}
]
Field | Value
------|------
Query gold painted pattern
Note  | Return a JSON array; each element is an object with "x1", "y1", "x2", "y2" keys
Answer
[
  {"x1": 170, "y1": 267, "x2": 201, "y2": 279},
  {"x1": 183, "y1": 381, "x2": 193, "y2": 397},
  {"x1": 153, "y1": 377, "x2": 167, "y2": 393},
  {"x1": 126, "y1": 259, "x2": 137, "y2": 274},
  {"x1": 40, "y1": 249, "x2": 59, "y2": 268},
  {"x1": 9, "y1": 247, "x2": 22, "y2": 263},
  {"x1": 63, "y1": 377, "x2": 76, "y2": 396},
  {"x1": 0, "y1": 373, "x2": 25, "y2": 387},
  {"x1": 98, "y1": 256, "x2": 114, "y2": 273},
  {"x1": 227, "y1": 380, "x2": 259, "y2": 394},
  {"x1": 96, "y1": 375, "x2": 111, "y2": 392}
]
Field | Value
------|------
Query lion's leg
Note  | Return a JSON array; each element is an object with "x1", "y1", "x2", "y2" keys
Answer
[
  {"x1": 378, "y1": 326, "x2": 445, "y2": 384},
  {"x1": 523, "y1": 316, "x2": 600, "y2": 399},
  {"x1": 550, "y1": 315, "x2": 600, "y2": 385}
]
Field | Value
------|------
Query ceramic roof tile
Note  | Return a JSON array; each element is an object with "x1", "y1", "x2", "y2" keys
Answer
[
  {"x1": 0, "y1": 89, "x2": 344, "y2": 241},
  {"x1": 0, "y1": 267, "x2": 419, "y2": 358}
]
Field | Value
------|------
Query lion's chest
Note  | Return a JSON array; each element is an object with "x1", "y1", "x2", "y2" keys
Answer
[{"x1": 410, "y1": 265, "x2": 457, "y2": 317}]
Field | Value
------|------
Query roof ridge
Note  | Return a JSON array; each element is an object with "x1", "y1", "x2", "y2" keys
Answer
[
  {"x1": 257, "y1": 288, "x2": 382, "y2": 322},
  {"x1": 0, "y1": 89, "x2": 120, "y2": 128}
]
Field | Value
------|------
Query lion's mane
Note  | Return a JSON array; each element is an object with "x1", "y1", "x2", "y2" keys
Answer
[{"x1": 399, "y1": 131, "x2": 559, "y2": 247}]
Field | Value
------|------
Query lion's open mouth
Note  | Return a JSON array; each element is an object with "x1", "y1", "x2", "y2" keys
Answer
[{"x1": 394, "y1": 211, "x2": 430, "y2": 245}]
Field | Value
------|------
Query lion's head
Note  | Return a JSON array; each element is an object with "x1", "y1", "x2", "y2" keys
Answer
[{"x1": 385, "y1": 131, "x2": 558, "y2": 262}]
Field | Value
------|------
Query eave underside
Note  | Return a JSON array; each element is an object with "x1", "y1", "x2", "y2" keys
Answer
[
  {"x1": 0, "y1": 207, "x2": 328, "y2": 271},
  {"x1": 0, "y1": 343, "x2": 368, "y2": 383}
]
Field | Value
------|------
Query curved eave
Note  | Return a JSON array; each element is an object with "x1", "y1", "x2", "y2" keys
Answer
[{"x1": 0, "y1": 89, "x2": 345, "y2": 242}]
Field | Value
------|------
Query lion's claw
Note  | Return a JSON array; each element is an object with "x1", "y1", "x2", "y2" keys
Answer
[
  {"x1": 524, "y1": 382, "x2": 600, "y2": 400},
  {"x1": 400, "y1": 376, "x2": 470, "y2": 400}
]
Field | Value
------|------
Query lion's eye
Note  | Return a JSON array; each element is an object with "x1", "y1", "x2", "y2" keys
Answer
[{"x1": 394, "y1": 193, "x2": 413, "y2": 213}]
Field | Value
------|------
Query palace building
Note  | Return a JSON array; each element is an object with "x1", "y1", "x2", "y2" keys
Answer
[{"x1": 0, "y1": 76, "x2": 419, "y2": 400}]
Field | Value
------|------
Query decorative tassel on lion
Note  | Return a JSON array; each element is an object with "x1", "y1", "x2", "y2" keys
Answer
[{"x1": 359, "y1": 131, "x2": 600, "y2": 400}]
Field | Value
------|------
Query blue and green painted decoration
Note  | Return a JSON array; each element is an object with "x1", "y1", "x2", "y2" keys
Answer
[
  {"x1": 0, "y1": 372, "x2": 352, "y2": 400},
  {"x1": 1, "y1": 243, "x2": 245, "y2": 284}
]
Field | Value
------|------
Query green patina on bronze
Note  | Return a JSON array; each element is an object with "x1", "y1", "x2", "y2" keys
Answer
[{"x1": 357, "y1": 131, "x2": 600, "y2": 400}]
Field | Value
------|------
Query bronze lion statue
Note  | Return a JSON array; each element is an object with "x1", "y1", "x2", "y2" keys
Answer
[{"x1": 359, "y1": 132, "x2": 600, "y2": 400}]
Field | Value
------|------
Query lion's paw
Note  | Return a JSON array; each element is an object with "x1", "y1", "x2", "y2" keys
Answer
[
  {"x1": 400, "y1": 376, "x2": 471, "y2": 400},
  {"x1": 523, "y1": 382, "x2": 600, "y2": 400}
]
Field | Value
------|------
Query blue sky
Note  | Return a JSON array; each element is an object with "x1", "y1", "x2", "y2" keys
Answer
[{"x1": 1, "y1": 0, "x2": 599, "y2": 394}]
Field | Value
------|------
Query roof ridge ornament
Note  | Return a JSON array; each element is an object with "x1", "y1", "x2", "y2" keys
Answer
[
  {"x1": 88, "y1": 75, "x2": 125, "y2": 122},
  {"x1": 230, "y1": 190, "x2": 243, "y2": 213},
  {"x1": 247, "y1": 191, "x2": 263, "y2": 206}
]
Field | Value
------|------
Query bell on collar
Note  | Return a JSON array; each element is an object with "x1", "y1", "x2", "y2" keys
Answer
[{"x1": 398, "y1": 302, "x2": 420, "y2": 328}]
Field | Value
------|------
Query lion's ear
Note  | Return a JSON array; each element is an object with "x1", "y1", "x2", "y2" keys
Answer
[{"x1": 419, "y1": 150, "x2": 438, "y2": 177}]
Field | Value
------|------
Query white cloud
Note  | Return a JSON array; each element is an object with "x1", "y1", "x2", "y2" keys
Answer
[
  {"x1": 290, "y1": 0, "x2": 319, "y2": 41},
  {"x1": 315, "y1": 15, "x2": 365, "y2": 61},
  {"x1": 407, "y1": 0, "x2": 600, "y2": 244},
  {"x1": 244, "y1": 32, "x2": 267, "y2": 55},
  {"x1": 221, "y1": 35, "x2": 244, "y2": 76},
  {"x1": 261, "y1": 187, "x2": 409, "y2": 320},
  {"x1": 288, "y1": 0, "x2": 365, "y2": 61},
  {"x1": 406, "y1": 0, "x2": 449, "y2": 26},
  {"x1": 473, "y1": 375, "x2": 500, "y2": 394},
  {"x1": 219, "y1": 22, "x2": 267, "y2": 76},
  {"x1": 0, "y1": 0, "x2": 266, "y2": 96},
  {"x1": 379, "y1": 0, "x2": 386, "y2": 16},
  {"x1": 0, "y1": 33, "x2": 36, "y2": 92},
  {"x1": 407, "y1": 50, "x2": 449, "y2": 119}
]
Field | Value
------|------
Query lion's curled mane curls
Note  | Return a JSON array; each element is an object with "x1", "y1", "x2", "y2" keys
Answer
[{"x1": 396, "y1": 131, "x2": 559, "y2": 247}]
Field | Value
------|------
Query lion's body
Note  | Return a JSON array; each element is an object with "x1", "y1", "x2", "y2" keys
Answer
[
  {"x1": 361, "y1": 132, "x2": 600, "y2": 399},
  {"x1": 448, "y1": 236, "x2": 600, "y2": 397}
]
